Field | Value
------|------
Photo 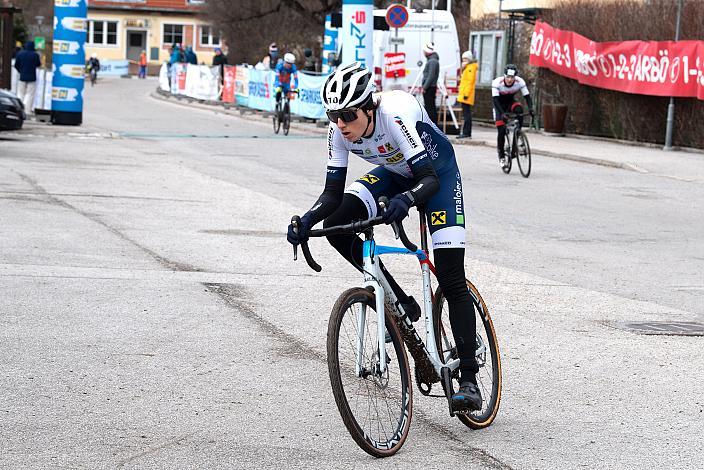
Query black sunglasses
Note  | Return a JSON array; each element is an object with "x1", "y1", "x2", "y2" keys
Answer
[{"x1": 326, "y1": 108, "x2": 360, "y2": 123}]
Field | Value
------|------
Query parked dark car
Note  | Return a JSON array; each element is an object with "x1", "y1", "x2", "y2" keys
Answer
[{"x1": 0, "y1": 89, "x2": 26, "y2": 130}]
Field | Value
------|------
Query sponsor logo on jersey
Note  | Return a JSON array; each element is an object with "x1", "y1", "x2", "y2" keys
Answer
[
  {"x1": 385, "y1": 153, "x2": 404, "y2": 163},
  {"x1": 393, "y1": 116, "x2": 418, "y2": 148},
  {"x1": 456, "y1": 214, "x2": 464, "y2": 224},
  {"x1": 327, "y1": 127, "x2": 334, "y2": 158},
  {"x1": 420, "y1": 131, "x2": 439, "y2": 160},
  {"x1": 410, "y1": 153, "x2": 426, "y2": 165},
  {"x1": 431, "y1": 211, "x2": 446, "y2": 226},
  {"x1": 351, "y1": 149, "x2": 364, "y2": 155},
  {"x1": 385, "y1": 143, "x2": 394, "y2": 152},
  {"x1": 373, "y1": 133, "x2": 386, "y2": 142},
  {"x1": 435, "y1": 241, "x2": 452, "y2": 246},
  {"x1": 377, "y1": 145, "x2": 386, "y2": 154},
  {"x1": 364, "y1": 149, "x2": 372, "y2": 155},
  {"x1": 454, "y1": 173, "x2": 463, "y2": 216},
  {"x1": 360, "y1": 174, "x2": 380, "y2": 184}
]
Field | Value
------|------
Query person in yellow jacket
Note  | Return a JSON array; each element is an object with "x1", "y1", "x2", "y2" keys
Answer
[{"x1": 457, "y1": 51, "x2": 478, "y2": 139}]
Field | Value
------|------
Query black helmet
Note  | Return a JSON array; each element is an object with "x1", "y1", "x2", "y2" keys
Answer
[{"x1": 504, "y1": 64, "x2": 518, "y2": 77}]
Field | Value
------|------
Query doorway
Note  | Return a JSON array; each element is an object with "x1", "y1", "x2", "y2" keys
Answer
[{"x1": 126, "y1": 30, "x2": 146, "y2": 62}]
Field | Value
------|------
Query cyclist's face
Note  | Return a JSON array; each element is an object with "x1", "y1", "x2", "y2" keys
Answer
[
  {"x1": 284, "y1": 62, "x2": 292, "y2": 69},
  {"x1": 504, "y1": 75, "x2": 515, "y2": 86},
  {"x1": 336, "y1": 109, "x2": 368, "y2": 141}
]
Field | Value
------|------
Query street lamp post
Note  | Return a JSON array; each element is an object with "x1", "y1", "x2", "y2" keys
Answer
[{"x1": 663, "y1": 0, "x2": 684, "y2": 151}]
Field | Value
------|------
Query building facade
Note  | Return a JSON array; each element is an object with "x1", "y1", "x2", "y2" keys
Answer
[{"x1": 86, "y1": 0, "x2": 222, "y2": 72}]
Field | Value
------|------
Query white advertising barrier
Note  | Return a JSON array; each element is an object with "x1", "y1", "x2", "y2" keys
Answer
[
  {"x1": 290, "y1": 72, "x2": 328, "y2": 120},
  {"x1": 235, "y1": 65, "x2": 250, "y2": 107},
  {"x1": 34, "y1": 69, "x2": 54, "y2": 110},
  {"x1": 184, "y1": 64, "x2": 219, "y2": 101},
  {"x1": 158, "y1": 63, "x2": 170, "y2": 91},
  {"x1": 99, "y1": 60, "x2": 129, "y2": 76},
  {"x1": 170, "y1": 63, "x2": 188, "y2": 95},
  {"x1": 246, "y1": 68, "x2": 275, "y2": 112},
  {"x1": 10, "y1": 60, "x2": 19, "y2": 94}
]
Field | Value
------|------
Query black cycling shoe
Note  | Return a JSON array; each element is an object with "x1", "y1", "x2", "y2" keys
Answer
[
  {"x1": 451, "y1": 381, "x2": 482, "y2": 411},
  {"x1": 400, "y1": 296, "x2": 421, "y2": 322}
]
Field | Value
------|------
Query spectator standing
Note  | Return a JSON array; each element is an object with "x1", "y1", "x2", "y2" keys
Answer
[
  {"x1": 303, "y1": 48, "x2": 317, "y2": 72},
  {"x1": 13, "y1": 41, "x2": 42, "y2": 113},
  {"x1": 267, "y1": 43, "x2": 279, "y2": 70},
  {"x1": 457, "y1": 51, "x2": 477, "y2": 139},
  {"x1": 138, "y1": 50, "x2": 147, "y2": 78},
  {"x1": 169, "y1": 43, "x2": 184, "y2": 65},
  {"x1": 185, "y1": 46, "x2": 197, "y2": 65},
  {"x1": 421, "y1": 42, "x2": 439, "y2": 124},
  {"x1": 212, "y1": 47, "x2": 228, "y2": 94}
]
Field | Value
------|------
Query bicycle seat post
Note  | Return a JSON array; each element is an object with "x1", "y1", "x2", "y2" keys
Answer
[{"x1": 417, "y1": 205, "x2": 429, "y2": 254}]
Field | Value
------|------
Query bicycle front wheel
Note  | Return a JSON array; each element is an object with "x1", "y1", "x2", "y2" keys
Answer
[
  {"x1": 501, "y1": 137, "x2": 512, "y2": 174},
  {"x1": 273, "y1": 105, "x2": 281, "y2": 134},
  {"x1": 327, "y1": 287, "x2": 412, "y2": 457},
  {"x1": 516, "y1": 131, "x2": 532, "y2": 178},
  {"x1": 433, "y1": 280, "x2": 501, "y2": 429}
]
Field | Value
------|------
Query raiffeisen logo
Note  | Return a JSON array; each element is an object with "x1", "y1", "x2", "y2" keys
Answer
[{"x1": 393, "y1": 116, "x2": 418, "y2": 148}]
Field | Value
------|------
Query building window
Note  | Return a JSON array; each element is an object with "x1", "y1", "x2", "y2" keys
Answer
[
  {"x1": 163, "y1": 24, "x2": 184, "y2": 45},
  {"x1": 470, "y1": 30, "x2": 505, "y2": 86},
  {"x1": 88, "y1": 20, "x2": 118, "y2": 46},
  {"x1": 200, "y1": 26, "x2": 220, "y2": 46}
]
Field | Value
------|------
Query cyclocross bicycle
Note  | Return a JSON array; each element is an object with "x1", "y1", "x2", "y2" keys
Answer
[
  {"x1": 273, "y1": 90, "x2": 297, "y2": 136},
  {"x1": 501, "y1": 112, "x2": 532, "y2": 178},
  {"x1": 291, "y1": 197, "x2": 501, "y2": 457}
]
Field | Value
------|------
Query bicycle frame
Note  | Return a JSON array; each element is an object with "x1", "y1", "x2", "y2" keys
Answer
[{"x1": 356, "y1": 235, "x2": 460, "y2": 377}]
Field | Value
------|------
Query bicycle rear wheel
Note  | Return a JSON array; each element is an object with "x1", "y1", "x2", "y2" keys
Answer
[
  {"x1": 283, "y1": 103, "x2": 291, "y2": 135},
  {"x1": 516, "y1": 131, "x2": 532, "y2": 178},
  {"x1": 328, "y1": 287, "x2": 412, "y2": 457},
  {"x1": 273, "y1": 103, "x2": 281, "y2": 134},
  {"x1": 433, "y1": 280, "x2": 501, "y2": 429}
]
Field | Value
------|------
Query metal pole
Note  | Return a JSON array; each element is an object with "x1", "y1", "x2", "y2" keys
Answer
[{"x1": 663, "y1": 0, "x2": 684, "y2": 151}]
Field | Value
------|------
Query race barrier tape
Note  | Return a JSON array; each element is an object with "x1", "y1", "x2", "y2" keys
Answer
[
  {"x1": 530, "y1": 20, "x2": 704, "y2": 100},
  {"x1": 160, "y1": 63, "x2": 328, "y2": 119}
]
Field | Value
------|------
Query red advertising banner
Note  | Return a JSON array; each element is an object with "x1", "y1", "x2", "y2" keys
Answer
[
  {"x1": 529, "y1": 21, "x2": 704, "y2": 100},
  {"x1": 384, "y1": 52, "x2": 406, "y2": 79},
  {"x1": 222, "y1": 65, "x2": 236, "y2": 103}
]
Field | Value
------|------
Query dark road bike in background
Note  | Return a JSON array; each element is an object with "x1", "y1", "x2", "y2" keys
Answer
[
  {"x1": 501, "y1": 112, "x2": 532, "y2": 178},
  {"x1": 273, "y1": 90, "x2": 297, "y2": 135}
]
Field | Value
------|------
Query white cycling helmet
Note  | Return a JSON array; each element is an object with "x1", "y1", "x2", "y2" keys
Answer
[
  {"x1": 321, "y1": 62, "x2": 374, "y2": 111},
  {"x1": 284, "y1": 53, "x2": 296, "y2": 64}
]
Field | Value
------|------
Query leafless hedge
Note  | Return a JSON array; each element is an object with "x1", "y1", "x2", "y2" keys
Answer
[{"x1": 539, "y1": 0, "x2": 704, "y2": 148}]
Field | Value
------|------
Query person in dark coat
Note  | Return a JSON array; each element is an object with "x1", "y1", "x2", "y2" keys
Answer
[
  {"x1": 184, "y1": 46, "x2": 198, "y2": 65},
  {"x1": 212, "y1": 47, "x2": 228, "y2": 89},
  {"x1": 13, "y1": 41, "x2": 42, "y2": 112},
  {"x1": 302, "y1": 47, "x2": 317, "y2": 72},
  {"x1": 421, "y1": 42, "x2": 440, "y2": 124}
]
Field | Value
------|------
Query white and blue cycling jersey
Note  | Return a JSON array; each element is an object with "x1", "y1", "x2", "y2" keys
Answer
[{"x1": 324, "y1": 91, "x2": 466, "y2": 249}]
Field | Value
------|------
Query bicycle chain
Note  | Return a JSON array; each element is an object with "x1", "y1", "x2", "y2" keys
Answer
[{"x1": 386, "y1": 301, "x2": 439, "y2": 392}]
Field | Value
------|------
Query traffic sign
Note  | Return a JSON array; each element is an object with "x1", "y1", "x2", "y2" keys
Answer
[
  {"x1": 34, "y1": 36, "x2": 46, "y2": 50},
  {"x1": 389, "y1": 36, "x2": 405, "y2": 45},
  {"x1": 385, "y1": 4, "x2": 409, "y2": 29}
]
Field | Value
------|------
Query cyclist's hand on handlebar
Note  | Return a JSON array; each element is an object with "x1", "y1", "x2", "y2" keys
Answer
[
  {"x1": 287, "y1": 214, "x2": 312, "y2": 245},
  {"x1": 381, "y1": 194, "x2": 411, "y2": 224},
  {"x1": 275, "y1": 86, "x2": 282, "y2": 93}
]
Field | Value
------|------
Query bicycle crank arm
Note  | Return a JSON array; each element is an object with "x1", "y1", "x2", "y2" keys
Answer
[{"x1": 441, "y1": 366, "x2": 456, "y2": 417}]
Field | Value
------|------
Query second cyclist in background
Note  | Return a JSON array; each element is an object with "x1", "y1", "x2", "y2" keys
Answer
[
  {"x1": 492, "y1": 64, "x2": 534, "y2": 169},
  {"x1": 275, "y1": 53, "x2": 299, "y2": 109},
  {"x1": 86, "y1": 52, "x2": 101, "y2": 86}
]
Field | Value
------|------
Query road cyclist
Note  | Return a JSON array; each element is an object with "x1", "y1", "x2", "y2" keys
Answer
[
  {"x1": 86, "y1": 52, "x2": 101, "y2": 87},
  {"x1": 287, "y1": 62, "x2": 484, "y2": 411},
  {"x1": 491, "y1": 64, "x2": 534, "y2": 170}
]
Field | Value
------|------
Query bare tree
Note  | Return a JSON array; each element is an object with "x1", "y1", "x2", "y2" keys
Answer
[{"x1": 203, "y1": 0, "x2": 343, "y2": 64}]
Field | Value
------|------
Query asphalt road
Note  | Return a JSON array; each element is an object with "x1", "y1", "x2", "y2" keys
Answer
[{"x1": 1, "y1": 78, "x2": 702, "y2": 469}]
